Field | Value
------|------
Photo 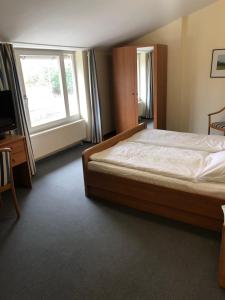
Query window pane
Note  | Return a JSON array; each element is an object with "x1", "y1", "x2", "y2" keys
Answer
[
  {"x1": 64, "y1": 54, "x2": 79, "y2": 116},
  {"x1": 20, "y1": 55, "x2": 66, "y2": 127}
]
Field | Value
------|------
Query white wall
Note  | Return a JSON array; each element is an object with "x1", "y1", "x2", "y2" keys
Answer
[
  {"x1": 180, "y1": 1, "x2": 225, "y2": 134},
  {"x1": 132, "y1": 0, "x2": 225, "y2": 134}
]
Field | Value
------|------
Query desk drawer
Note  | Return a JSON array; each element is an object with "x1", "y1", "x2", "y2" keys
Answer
[
  {"x1": 10, "y1": 139, "x2": 25, "y2": 154},
  {"x1": 12, "y1": 151, "x2": 26, "y2": 167}
]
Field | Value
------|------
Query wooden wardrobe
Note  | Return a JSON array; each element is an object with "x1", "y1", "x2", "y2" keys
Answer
[{"x1": 112, "y1": 45, "x2": 167, "y2": 133}]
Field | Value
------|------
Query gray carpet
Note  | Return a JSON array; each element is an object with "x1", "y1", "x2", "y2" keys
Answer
[{"x1": 0, "y1": 144, "x2": 225, "y2": 300}]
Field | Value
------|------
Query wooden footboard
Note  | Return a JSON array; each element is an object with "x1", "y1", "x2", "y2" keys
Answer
[
  {"x1": 82, "y1": 123, "x2": 225, "y2": 288},
  {"x1": 86, "y1": 170, "x2": 224, "y2": 231},
  {"x1": 219, "y1": 207, "x2": 225, "y2": 288}
]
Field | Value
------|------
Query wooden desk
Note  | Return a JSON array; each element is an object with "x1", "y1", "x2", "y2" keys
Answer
[{"x1": 0, "y1": 135, "x2": 32, "y2": 188}]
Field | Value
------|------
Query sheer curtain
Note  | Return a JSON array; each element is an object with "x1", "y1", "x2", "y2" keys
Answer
[
  {"x1": 145, "y1": 51, "x2": 153, "y2": 119},
  {"x1": 87, "y1": 49, "x2": 103, "y2": 144},
  {"x1": 0, "y1": 43, "x2": 36, "y2": 175}
]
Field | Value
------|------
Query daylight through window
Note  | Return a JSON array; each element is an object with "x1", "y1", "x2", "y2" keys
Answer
[{"x1": 16, "y1": 50, "x2": 80, "y2": 133}]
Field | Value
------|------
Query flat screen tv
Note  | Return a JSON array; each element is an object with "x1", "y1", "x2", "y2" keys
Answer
[{"x1": 0, "y1": 90, "x2": 17, "y2": 136}]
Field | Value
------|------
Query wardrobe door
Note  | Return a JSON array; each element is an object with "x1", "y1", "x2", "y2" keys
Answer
[{"x1": 113, "y1": 46, "x2": 138, "y2": 133}]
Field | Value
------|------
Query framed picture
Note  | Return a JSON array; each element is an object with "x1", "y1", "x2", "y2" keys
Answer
[{"x1": 211, "y1": 49, "x2": 225, "y2": 78}]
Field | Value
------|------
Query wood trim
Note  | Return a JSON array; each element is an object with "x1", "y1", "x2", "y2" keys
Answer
[
  {"x1": 87, "y1": 171, "x2": 224, "y2": 231},
  {"x1": 210, "y1": 125, "x2": 225, "y2": 132},
  {"x1": 23, "y1": 136, "x2": 32, "y2": 188},
  {"x1": 0, "y1": 183, "x2": 12, "y2": 193},
  {"x1": 112, "y1": 44, "x2": 167, "y2": 132},
  {"x1": 208, "y1": 107, "x2": 225, "y2": 117},
  {"x1": 0, "y1": 148, "x2": 11, "y2": 153},
  {"x1": 153, "y1": 45, "x2": 167, "y2": 129},
  {"x1": 0, "y1": 148, "x2": 12, "y2": 193},
  {"x1": 208, "y1": 106, "x2": 225, "y2": 135},
  {"x1": 219, "y1": 210, "x2": 225, "y2": 288},
  {"x1": 88, "y1": 185, "x2": 222, "y2": 231},
  {"x1": 87, "y1": 171, "x2": 224, "y2": 220},
  {"x1": 9, "y1": 151, "x2": 20, "y2": 217},
  {"x1": 82, "y1": 123, "x2": 146, "y2": 195},
  {"x1": 112, "y1": 46, "x2": 138, "y2": 132},
  {"x1": 0, "y1": 149, "x2": 20, "y2": 217},
  {"x1": 0, "y1": 135, "x2": 32, "y2": 188}
]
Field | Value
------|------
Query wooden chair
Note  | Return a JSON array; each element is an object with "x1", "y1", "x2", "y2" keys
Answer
[
  {"x1": 0, "y1": 148, "x2": 20, "y2": 218},
  {"x1": 208, "y1": 107, "x2": 225, "y2": 135}
]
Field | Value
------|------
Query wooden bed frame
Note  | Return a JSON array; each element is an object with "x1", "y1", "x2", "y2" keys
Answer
[{"x1": 82, "y1": 123, "x2": 225, "y2": 288}]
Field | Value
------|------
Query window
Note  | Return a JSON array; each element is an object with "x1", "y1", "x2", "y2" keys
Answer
[
  {"x1": 137, "y1": 52, "x2": 147, "y2": 103},
  {"x1": 16, "y1": 50, "x2": 80, "y2": 133}
]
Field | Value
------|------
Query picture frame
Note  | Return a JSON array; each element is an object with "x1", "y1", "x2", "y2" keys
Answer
[{"x1": 211, "y1": 49, "x2": 225, "y2": 78}]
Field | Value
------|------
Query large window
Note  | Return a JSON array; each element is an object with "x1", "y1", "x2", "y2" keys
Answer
[{"x1": 16, "y1": 50, "x2": 80, "y2": 133}]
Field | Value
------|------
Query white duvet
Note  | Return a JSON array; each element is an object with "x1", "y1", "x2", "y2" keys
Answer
[
  {"x1": 90, "y1": 129, "x2": 225, "y2": 184},
  {"x1": 126, "y1": 129, "x2": 225, "y2": 152}
]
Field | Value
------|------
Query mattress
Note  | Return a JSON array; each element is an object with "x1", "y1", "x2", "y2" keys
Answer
[
  {"x1": 90, "y1": 129, "x2": 225, "y2": 184},
  {"x1": 88, "y1": 129, "x2": 225, "y2": 199}
]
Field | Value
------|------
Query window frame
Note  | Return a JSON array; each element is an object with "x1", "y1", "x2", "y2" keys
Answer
[{"x1": 15, "y1": 49, "x2": 81, "y2": 134}]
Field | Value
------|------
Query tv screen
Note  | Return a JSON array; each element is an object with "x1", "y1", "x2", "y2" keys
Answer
[{"x1": 0, "y1": 90, "x2": 17, "y2": 133}]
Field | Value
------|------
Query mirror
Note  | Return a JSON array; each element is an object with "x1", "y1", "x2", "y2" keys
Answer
[{"x1": 137, "y1": 47, "x2": 154, "y2": 128}]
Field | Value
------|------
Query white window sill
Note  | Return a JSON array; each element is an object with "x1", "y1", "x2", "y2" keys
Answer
[{"x1": 30, "y1": 119, "x2": 85, "y2": 137}]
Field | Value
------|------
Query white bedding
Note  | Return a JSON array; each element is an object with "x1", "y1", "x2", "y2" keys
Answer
[
  {"x1": 88, "y1": 161, "x2": 225, "y2": 200},
  {"x1": 90, "y1": 129, "x2": 225, "y2": 184},
  {"x1": 126, "y1": 129, "x2": 225, "y2": 152}
]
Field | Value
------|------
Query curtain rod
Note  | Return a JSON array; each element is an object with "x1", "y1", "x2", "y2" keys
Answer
[{"x1": 10, "y1": 41, "x2": 89, "y2": 51}]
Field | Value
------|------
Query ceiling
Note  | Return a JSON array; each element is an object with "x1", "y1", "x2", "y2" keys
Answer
[{"x1": 0, "y1": 0, "x2": 217, "y2": 48}]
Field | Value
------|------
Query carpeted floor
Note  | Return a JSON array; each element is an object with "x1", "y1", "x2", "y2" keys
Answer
[{"x1": 0, "y1": 144, "x2": 225, "y2": 300}]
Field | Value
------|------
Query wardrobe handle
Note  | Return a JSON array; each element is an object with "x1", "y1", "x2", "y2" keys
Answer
[{"x1": 132, "y1": 92, "x2": 135, "y2": 95}]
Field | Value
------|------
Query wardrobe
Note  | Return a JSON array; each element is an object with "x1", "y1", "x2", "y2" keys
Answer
[{"x1": 112, "y1": 45, "x2": 167, "y2": 133}]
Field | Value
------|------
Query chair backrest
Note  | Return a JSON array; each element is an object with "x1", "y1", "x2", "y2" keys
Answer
[{"x1": 0, "y1": 149, "x2": 11, "y2": 187}]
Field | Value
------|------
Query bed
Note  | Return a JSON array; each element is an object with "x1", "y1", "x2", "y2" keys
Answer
[{"x1": 82, "y1": 123, "x2": 225, "y2": 288}]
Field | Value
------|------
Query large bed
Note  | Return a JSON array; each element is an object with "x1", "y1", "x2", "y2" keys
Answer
[{"x1": 82, "y1": 123, "x2": 225, "y2": 288}]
